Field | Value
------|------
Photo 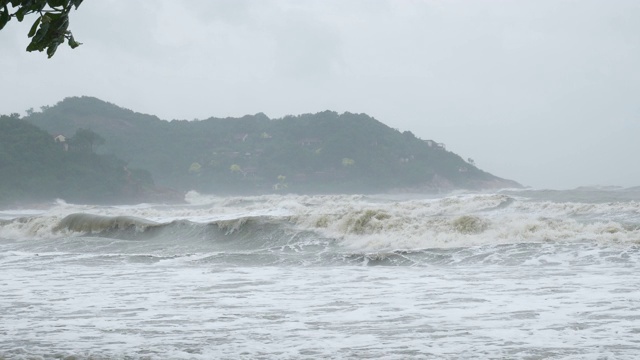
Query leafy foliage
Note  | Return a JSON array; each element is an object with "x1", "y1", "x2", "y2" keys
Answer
[{"x1": 0, "y1": 0, "x2": 82, "y2": 58}]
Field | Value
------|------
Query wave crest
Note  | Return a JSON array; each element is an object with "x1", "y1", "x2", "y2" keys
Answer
[{"x1": 54, "y1": 213, "x2": 160, "y2": 234}]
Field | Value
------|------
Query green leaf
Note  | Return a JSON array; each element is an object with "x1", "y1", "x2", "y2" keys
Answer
[
  {"x1": 0, "y1": 6, "x2": 10, "y2": 31},
  {"x1": 47, "y1": 0, "x2": 66, "y2": 8},
  {"x1": 55, "y1": 14, "x2": 68, "y2": 32},
  {"x1": 67, "y1": 34, "x2": 80, "y2": 49},
  {"x1": 32, "y1": 20, "x2": 49, "y2": 43},
  {"x1": 28, "y1": 16, "x2": 41, "y2": 38},
  {"x1": 26, "y1": 39, "x2": 40, "y2": 52},
  {"x1": 15, "y1": 7, "x2": 24, "y2": 21},
  {"x1": 71, "y1": 0, "x2": 83, "y2": 9},
  {"x1": 46, "y1": 42, "x2": 59, "y2": 58}
]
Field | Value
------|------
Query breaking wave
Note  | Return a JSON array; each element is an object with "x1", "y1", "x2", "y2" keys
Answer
[{"x1": 1, "y1": 191, "x2": 639, "y2": 266}]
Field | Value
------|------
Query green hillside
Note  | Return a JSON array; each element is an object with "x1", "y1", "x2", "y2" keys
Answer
[
  {"x1": 0, "y1": 114, "x2": 155, "y2": 206},
  {"x1": 25, "y1": 96, "x2": 520, "y2": 194}
]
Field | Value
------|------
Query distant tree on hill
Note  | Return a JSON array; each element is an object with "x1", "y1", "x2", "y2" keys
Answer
[
  {"x1": 70, "y1": 128, "x2": 104, "y2": 152},
  {"x1": 0, "y1": 0, "x2": 83, "y2": 58},
  {"x1": 189, "y1": 162, "x2": 202, "y2": 174},
  {"x1": 342, "y1": 158, "x2": 355, "y2": 167}
]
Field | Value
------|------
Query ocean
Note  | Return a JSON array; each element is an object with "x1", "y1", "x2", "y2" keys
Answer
[{"x1": 1, "y1": 188, "x2": 639, "y2": 359}]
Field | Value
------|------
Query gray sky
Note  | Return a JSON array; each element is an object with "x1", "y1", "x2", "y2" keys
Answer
[{"x1": 1, "y1": 0, "x2": 639, "y2": 189}]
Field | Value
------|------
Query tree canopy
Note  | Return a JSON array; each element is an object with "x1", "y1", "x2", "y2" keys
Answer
[
  {"x1": 0, "y1": 0, "x2": 82, "y2": 58},
  {"x1": 70, "y1": 127, "x2": 105, "y2": 152}
]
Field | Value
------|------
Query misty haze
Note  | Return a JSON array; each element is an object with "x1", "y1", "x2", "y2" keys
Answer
[{"x1": 1, "y1": 1, "x2": 640, "y2": 359}]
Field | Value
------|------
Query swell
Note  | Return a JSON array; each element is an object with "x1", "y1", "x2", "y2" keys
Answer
[
  {"x1": 1, "y1": 193, "x2": 640, "y2": 253},
  {"x1": 54, "y1": 213, "x2": 162, "y2": 234},
  {"x1": 48, "y1": 213, "x2": 335, "y2": 255}
]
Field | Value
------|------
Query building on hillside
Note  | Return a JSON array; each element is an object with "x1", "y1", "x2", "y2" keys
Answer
[
  {"x1": 53, "y1": 134, "x2": 68, "y2": 151},
  {"x1": 423, "y1": 139, "x2": 446, "y2": 150}
]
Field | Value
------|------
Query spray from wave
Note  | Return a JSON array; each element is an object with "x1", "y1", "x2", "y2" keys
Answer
[{"x1": 1, "y1": 191, "x2": 639, "y2": 266}]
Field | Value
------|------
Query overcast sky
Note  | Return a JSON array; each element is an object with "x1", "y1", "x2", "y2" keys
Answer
[{"x1": 1, "y1": 0, "x2": 639, "y2": 189}]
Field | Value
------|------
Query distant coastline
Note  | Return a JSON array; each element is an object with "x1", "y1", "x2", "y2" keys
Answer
[{"x1": 2, "y1": 96, "x2": 521, "y2": 206}]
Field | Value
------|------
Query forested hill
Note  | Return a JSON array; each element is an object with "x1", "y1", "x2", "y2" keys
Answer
[
  {"x1": 0, "y1": 114, "x2": 156, "y2": 206},
  {"x1": 26, "y1": 96, "x2": 520, "y2": 194}
]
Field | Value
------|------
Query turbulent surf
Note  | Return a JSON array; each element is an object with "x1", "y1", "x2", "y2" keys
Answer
[{"x1": 1, "y1": 189, "x2": 640, "y2": 358}]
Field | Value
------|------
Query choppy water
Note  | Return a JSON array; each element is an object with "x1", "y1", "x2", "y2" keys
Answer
[{"x1": 1, "y1": 188, "x2": 640, "y2": 359}]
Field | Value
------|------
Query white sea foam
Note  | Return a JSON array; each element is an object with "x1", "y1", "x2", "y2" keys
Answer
[
  {"x1": 2, "y1": 191, "x2": 640, "y2": 359},
  {"x1": 2, "y1": 257, "x2": 639, "y2": 359},
  {"x1": 0, "y1": 209, "x2": 47, "y2": 221},
  {"x1": 2, "y1": 193, "x2": 640, "y2": 250}
]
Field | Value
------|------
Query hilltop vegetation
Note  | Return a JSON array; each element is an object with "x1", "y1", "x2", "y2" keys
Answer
[
  {"x1": 25, "y1": 96, "x2": 519, "y2": 196},
  {"x1": 0, "y1": 114, "x2": 154, "y2": 206}
]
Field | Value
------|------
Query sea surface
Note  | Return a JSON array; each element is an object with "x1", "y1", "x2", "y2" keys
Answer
[{"x1": 1, "y1": 188, "x2": 640, "y2": 359}]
